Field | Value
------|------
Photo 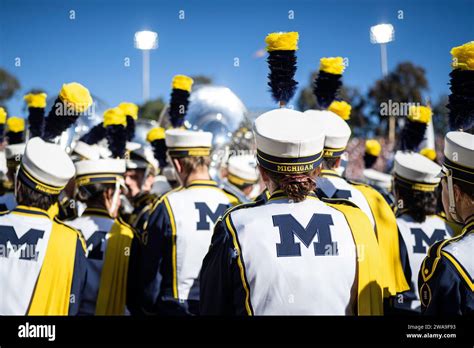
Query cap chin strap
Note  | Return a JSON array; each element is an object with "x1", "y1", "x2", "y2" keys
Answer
[
  {"x1": 446, "y1": 168, "x2": 462, "y2": 224},
  {"x1": 13, "y1": 165, "x2": 20, "y2": 198},
  {"x1": 110, "y1": 180, "x2": 121, "y2": 215}
]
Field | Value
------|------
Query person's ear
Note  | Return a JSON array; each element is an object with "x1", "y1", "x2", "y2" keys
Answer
[
  {"x1": 335, "y1": 157, "x2": 341, "y2": 167},
  {"x1": 103, "y1": 187, "x2": 114, "y2": 203},
  {"x1": 453, "y1": 184, "x2": 464, "y2": 205}
]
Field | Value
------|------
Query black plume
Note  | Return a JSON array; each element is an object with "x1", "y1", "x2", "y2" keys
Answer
[
  {"x1": 0, "y1": 124, "x2": 4, "y2": 143},
  {"x1": 6, "y1": 130, "x2": 24, "y2": 145},
  {"x1": 447, "y1": 69, "x2": 474, "y2": 132},
  {"x1": 126, "y1": 115, "x2": 136, "y2": 141},
  {"x1": 150, "y1": 138, "x2": 168, "y2": 169},
  {"x1": 267, "y1": 50, "x2": 298, "y2": 104},
  {"x1": 27, "y1": 107, "x2": 45, "y2": 138},
  {"x1": 400, "y1": 119, "x2": 427, "y2": 151},
  {"x1": 43, "y1": 97, "x2": 80, "y2": 142},
  {"x1": 79, "y1": 123, "x2": 106, "y2": 145},
  {"x1": 313, "y1": 71, "x2": 342, "y2": 109},
  {"x1": 106, "y1": 125, "x2": 126, "y2": 158},
  {"x1": 169, "y1": 89, "x2": 190, "y2": 128},
  {"x1": 364, "y1": 153, "x2": 378, "y2": 169}
]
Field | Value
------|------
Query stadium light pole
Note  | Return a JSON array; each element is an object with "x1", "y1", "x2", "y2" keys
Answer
[
  {"x1": 370, "y1": 23, "x2": 396, "y2": 142},
  {"x1": 134, "y1": 30, "x2": 158, "y2": 101}
]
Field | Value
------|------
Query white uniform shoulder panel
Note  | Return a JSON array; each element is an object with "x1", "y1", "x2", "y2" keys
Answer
[{"x1": 443, "y1": 233, "x2": 474, "y2": 281}]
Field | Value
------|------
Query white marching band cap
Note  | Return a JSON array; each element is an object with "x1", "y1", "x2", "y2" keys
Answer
[
  {"x1": 5, "y1": 143, "x2": 26, "y2": 161},
  {"x1": 363, "y1": 168, "x2": 392, "y2": 191},
  {"x1": 227, "y1": 154, "x2": 259, "y2": 186},
  {"x1": 394, "y1": 151, "x2": 441, "y2": 191},
  {"x1": 72, "y1": 141, "x2": 102, "y2": 161},
  {"x1": 75, "y1": 158, "x2": 126, "y2": 188},
  {"x1": 126, "y1": 146, "x2": 159, "y2": 172},
  {"x1": 17, "y1": 137, "x2": 75, "y2": 195},
  {"x1": 254, "y1": 108, "x2": 325, "y2": 174},
  {"x1": 442, "y1": 131, "x2": 474, "y2": 220},
  {"x1": 442, "y1": 131, "x2": 474, "y2": 184},
  {"x1": 165, "y1": 129, "x2": 213, "y2": 157},
  {"x1": 304, "y1": 110, "x2": 351, "y2": 157}
]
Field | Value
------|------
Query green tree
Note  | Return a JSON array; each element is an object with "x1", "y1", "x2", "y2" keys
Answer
[
  {"x1": 191, "y1": 75, "x2": 213, "y2": 86},
  {"x1": 367, "y1": 62, "x2": 429, "y2": 136},
  {"x1": 432, "y1": 94, "x2": 449, "y2": 136},
  {"x1": 0, "y1": 68, "x2": 20, "y2": 104},
  {"x1": 138, "y1": 97, "x2": 166, "y2": 122}
]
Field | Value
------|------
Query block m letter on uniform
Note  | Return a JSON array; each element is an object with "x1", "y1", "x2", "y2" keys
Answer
[
  {"x1": 195, "y1": 202, "x2": 229, "y2": 230},
  {"x1": 272, "y1": 214, "x2": 337, "y2": 257}
]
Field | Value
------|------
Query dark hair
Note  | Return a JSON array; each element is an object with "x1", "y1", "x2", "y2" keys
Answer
[
  {"x1": 76, "y1": 183, "x2": 115, "y2": 205},
  {"x1": 16, "y1": 181, "x2": 56, "y2": 211},
  {"x1": 394, "y1": 181, "x2": 437, "y2": 223},
  {"x1": 322, "y1": 157, "x2": 339, "y2": 170},
  {"x1": 263, "y1": 168, "x2": 317, "y2": 203}
]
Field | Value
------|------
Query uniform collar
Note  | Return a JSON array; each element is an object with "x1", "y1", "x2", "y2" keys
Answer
[
  {"x1": 267, "y1": 189, "x2": 318, "y2": 202},
  {"x1": 321, "y1": 169, "x2": 342, "y2": 178},
  {"x1": 463, "y1": 214, "x2": 474, "y2": 234},
  {"x1": 83, "y1": 207, "x2": 112, "y2": 218},
  {"x1": 13, "y1": 205, "x2": 50, "y2": 218},
  {"x1": 186, "y1": 179, "x2": 218, "y2": 188}
]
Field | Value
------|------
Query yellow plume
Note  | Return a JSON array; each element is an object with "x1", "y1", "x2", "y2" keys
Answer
[
  {"x1": 118, "y1": 102, "x2": 139, "y2": 120},
  {"x1": 172, "y1": 75, "x2": 194, "y2": 92},
  {"x1": 451, "y1": 41, "x2": 474, "y2": 71},
  {"x1": 420, "y1": 148, "x2": 437, "y2": 161},
  {"x1": 320, "y1": 57, "x2": 345, "y2": 75},
  {"x1": 265, "y1": 32, "x2": 299, "y2": 52},
  {"x1": 0, "y1": 107, "x2": 7, "y2": 124},
  {"x1": 103, "y1": 107, "x2": 126, "y2": 127},
  {"x1": 24, "y1": 93, "x2": 48, "y2": 108},
  {"x1": 59, "y1": 82, "x2": 93, "y2": 113},
  {"x1": 147, "y1": 127, "x2": 166, "y2": 142},
  {"x1": 328, "y1": 100, "x2": 351, "y2": 120},
  {"x1": 365, "y1": 139, "x2": 381, "y2": 157},
  {"x1": 7, "y1": 117, "x2": 25, "y2": 133},
  {"x1": 408, "y1": 105, "x2": 432, "y2": 124}
]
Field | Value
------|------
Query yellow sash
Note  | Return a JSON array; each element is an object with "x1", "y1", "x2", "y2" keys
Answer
[
  {"x1": 28, "y1": 219, "x2": 79, "y2": 315},
  {"x1": 328, "y1": 203, "x2": 384, "y2": 315},
  {"x1": 95, "y1": 218, "x2": 134, "y2": 315},
  {"x1": 353, "y1": 184, "x2": 409, "y2": 296}
]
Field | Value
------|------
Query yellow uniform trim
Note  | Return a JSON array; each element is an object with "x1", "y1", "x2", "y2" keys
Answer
[
  {"x1": 163, "y1": 197, "x2": 178, "y2": 299},
  {"x1": 327, "y1": 202, "x2": 384, "y2": 315},
  {"x1": 441, "y1": 251, "x2": 474, "y2": 291},
  {"x1": 353, "y1": 184, "x2": 409, "y2": 296},
  {"x1": 225, "y1": 215, "x2": 252, "y2": 315},
  {"x1": 95, "y1": 218, "x2": 134, "y2": 315},
  {"x1": 28, "y1": 220, "x2": 78, "y2": 315}
]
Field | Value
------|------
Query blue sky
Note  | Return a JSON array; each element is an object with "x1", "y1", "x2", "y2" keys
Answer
[{"x1": 0, "y1": 0, "x2": 472, "y2": 117}]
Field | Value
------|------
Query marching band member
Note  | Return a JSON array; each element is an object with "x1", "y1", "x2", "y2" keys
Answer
[
  {"x1": 0, "y1": 137, "x2": 86, "y2": 315},
  {"x1": 67, "y1": 107, "x2": 134, "y2": 315},
  {"x1": 306, "y1": 109, "x2": 409, "y2": 301},
  {"x1": 124, "y1": 146, "x2": 159, "y2": 230},
  {"x1": 222, "y1": 154, "x2": 260, "y2": 202},
  {"x1": 418, "y1": 41, "x2": 474, "y2": 315},
  {"x1": 200, "y1": 108, "x2": 384, "y2": 315},
  {"x1": 419, "y1": 132, "x2": 473, "y2": 314},
  {"x1": 137, "y1": 128, "x2": 240, "y2": 315},
  {"x1": 392, "y1": 152, "x2": 454, "y2": 313}
]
